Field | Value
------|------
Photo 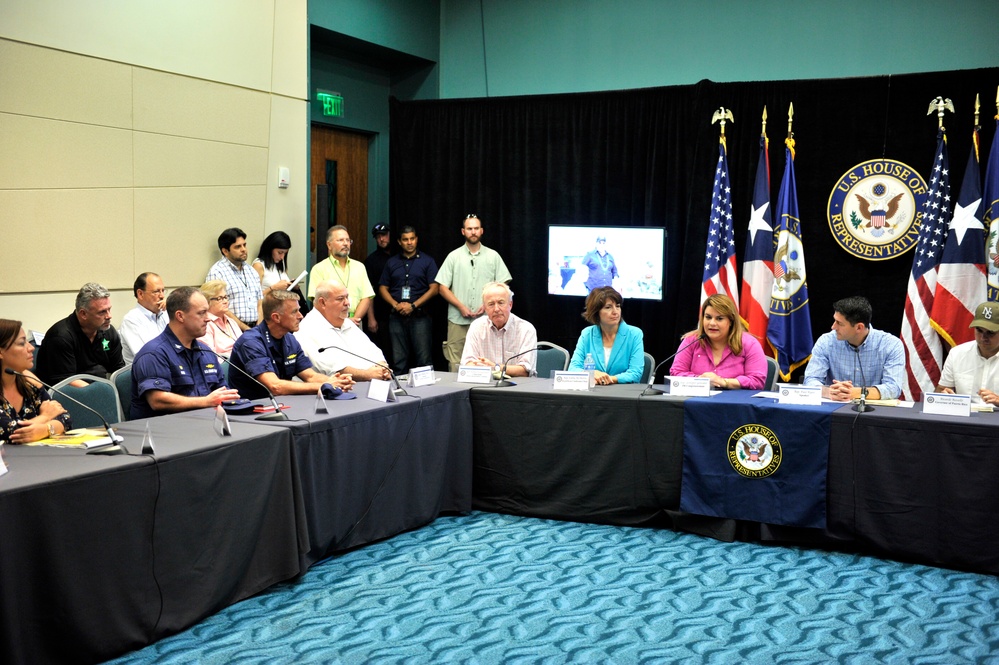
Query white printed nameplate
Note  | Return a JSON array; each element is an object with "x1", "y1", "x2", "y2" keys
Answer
[
  {"x1": 923, "y1": 392, "x2": 971, "y2": 417},
  {"x1": 214, "y1": 405, "x2": 232, "y2": 437},
  {"x1": 778, "y1": 384, "x2": 822, "y2": 405},
  {"x1": 408, "y1": 365, "x2": 436, "y2": 387},
  {"x1": 456, "y1": 365, "x2": 493, "y2": 384},
  {"x1": 667, "y1": 376, "x2": 711, "y2": 397},
  {"x1": 553, "y1": 371, "x2": 592, "y2": 391}
]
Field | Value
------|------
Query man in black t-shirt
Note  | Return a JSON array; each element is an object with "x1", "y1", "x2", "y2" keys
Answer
[{"x1": 36, "y1": 282, "x2": 125, "y2": 386}]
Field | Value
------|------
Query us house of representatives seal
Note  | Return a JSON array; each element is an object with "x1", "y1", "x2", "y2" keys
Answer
[
  {"x1": 827, "y1": 159, "x2": 929, "y2": 261},
  {"x1": 727, "y1": 424, "x2": 782, "y2": 478}
]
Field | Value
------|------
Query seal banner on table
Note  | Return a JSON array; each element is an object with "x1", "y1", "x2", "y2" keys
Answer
[{"x1": 679, "y1": 393, "x2": 833, "y2": 528}]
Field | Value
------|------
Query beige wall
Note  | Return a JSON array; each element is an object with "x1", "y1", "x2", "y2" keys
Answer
[{"x1": 0, "y1": 0, "x2": 308, "y2": 333}]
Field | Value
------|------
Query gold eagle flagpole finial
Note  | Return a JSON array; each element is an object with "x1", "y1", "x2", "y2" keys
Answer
[
  {"x1": 761, "y1": 105, "x2": 768, "y2": 138},
  {"x1": 711, "y1": 106, "x2": 734, "y2": 139},
  {"x1": 926, "y1": 96, "x2": 955, "y2": 131}
]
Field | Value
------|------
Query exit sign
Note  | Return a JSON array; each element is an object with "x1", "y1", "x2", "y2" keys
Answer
[{"x1": 317, "y1": 91, "x2": 343, "y2": 117}]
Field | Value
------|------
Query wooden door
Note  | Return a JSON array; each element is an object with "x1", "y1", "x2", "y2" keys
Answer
[{"x1": 310, "y1": 125, "x2": 370, "y2": 261}]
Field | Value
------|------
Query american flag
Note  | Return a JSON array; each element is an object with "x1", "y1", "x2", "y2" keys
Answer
[
  {"x1": 930, "y1": 126, "x2": 986, "y2": 347},
  {"x1": 901, "y1": 129, "x2": 950, "y2": 401},
  {"x1": 740, "y1": 134, "x2": 775, "y2": 348},
  {"x1": 984, "y1": 117, "x2": 999, "y2": 301},
  {"x1": 700, "y1": 137, "x2": 739, "y2": 306}
]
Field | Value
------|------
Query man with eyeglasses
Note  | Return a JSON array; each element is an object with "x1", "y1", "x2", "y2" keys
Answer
[
  {"x1": 436, "y1": 214, "x2": 512, "y2": 371},
  {"x1": 803, "y1": 296, "x2": 904, "y2": 401},
  {"x1": 130, "y1": 286, "x2": 239, "y2": 420},
  {"x1": 307, "y1": 225, "x2": 375, "y2": 326},
  {"x1": 936, "y1": 302, "x2": 999, "y2": 405},
  {"x1": 297, "y1": 281, "x2": 391, "y2": 381},
  {"x1": 120, "y1": 272, "x2": 168, "y2": 363}
]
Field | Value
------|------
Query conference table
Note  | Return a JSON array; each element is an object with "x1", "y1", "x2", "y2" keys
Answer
[
  {"x1": 471, "y1": 378, "x2": 999, "y2": 575},
  {"x1": 0, "y1": 380, "x2": 472, "y2": 665},
  {"x1": 5, "y1": 374, "x2": 999, "y2": 664}
]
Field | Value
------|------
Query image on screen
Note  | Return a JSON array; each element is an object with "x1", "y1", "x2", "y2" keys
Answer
[{"x1": 548, "y1": 225, "x2": 665, "y2": 300}]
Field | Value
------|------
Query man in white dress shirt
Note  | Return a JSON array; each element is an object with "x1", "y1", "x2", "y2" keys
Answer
[
  {"x1": 937, "y1": 301, "x2": 999, "y2": 405},
  {"x1": 297, "y1": 281, "x2": 391, "y2": 381},
  {"x1": 119, "y1": 272, "x2": 168, "y2": 363}
]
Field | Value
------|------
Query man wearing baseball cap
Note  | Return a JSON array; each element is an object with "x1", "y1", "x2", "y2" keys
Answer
[
  {"x1": 937, "y1": 301, "x2": 999, "y2": 405},
  {"x1": 365, "y1": 223, "x2": 395, "y2": 356}
]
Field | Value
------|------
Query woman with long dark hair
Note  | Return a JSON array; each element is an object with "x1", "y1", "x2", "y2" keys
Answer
[
  {"x1": 253, "y1": 231, "x2": 310, "y2": 313},
  {"x1": 1, "y1": 319, "x2": 73, "y2": 443}
]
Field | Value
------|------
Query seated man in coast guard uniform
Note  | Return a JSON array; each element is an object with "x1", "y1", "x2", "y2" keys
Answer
[{"x1": 130, "y1": 286, "x2": 239, "y2": 419}]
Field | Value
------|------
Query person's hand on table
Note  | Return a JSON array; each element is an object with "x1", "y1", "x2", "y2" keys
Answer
[
  {"x1": 827, "y1": 380, "x2": 854, "y2": 402},
  {"x1": 593, "y1": 370, "x2": 617, "y2": 385}
]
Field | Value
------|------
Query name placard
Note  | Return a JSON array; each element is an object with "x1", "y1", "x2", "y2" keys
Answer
[
  {"x1": 408, "y1": 365, "x2": 436, "y2": 387},
  {"x1": 923, "y1": 392, "x2": 971, "y2": 417},
  {"x1": 667, "y1": 376, "x2": 711, "y2": 397},
  {"x1": 553, "y1": 371, "x2": 592, "y2": 391},
  {"x1": 778, "y1": 384, "x2": 822, "y2": 405},
  {"x1": 367, "y1": 379, "x2": 398, "y2": 403},
  {"x1": 456, "y1": 365, "x2": 493, "y2": 384}
]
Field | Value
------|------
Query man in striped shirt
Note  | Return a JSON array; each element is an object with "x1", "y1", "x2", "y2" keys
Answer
[{"x1": 206, "y1": 228, "x2": 263, "y2": 330}]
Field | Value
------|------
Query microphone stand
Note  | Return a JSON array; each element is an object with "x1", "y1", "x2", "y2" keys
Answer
[
  {"x1": 851, "y1": 345, "x2": 874, "y2": 413},
  {"x1": 198, "y1": 349, "x2": 290, "y2": 421},
  {"x1": 641, "y1": 334, "x2": 705, "y2": 396},
  {"x1": 316, "y1": 345, "x2": 407, "y2": 396},
  {"x1": 5, "y1": 368, "x2": 126, "y2": 453},
  {"x1": 495, "y1": 347, "x2": 538, "y2": 388}
]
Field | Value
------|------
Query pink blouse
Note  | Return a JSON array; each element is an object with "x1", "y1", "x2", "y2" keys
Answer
[
  {"x1": 198, "y1": 312, "x2": 242, "y2": 358},
  {"x1": 669, "y1": 332, "x2": 768, "y2": 390}
]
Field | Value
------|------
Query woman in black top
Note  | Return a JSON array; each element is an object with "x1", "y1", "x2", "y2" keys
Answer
[{"x1": 1, "y1": 319, "x2": 72, "y2": 443}]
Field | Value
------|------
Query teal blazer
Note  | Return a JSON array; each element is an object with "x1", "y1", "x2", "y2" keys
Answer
[{"x1": 568, "y1": 320, "x2": 645, "y2": 384}]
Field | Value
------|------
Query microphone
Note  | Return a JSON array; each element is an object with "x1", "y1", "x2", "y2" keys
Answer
[
  {"x1": 196, "y1": 348, "x2": 289, "y2": 421},
  {"x1": 641, "y1": 333, "x2": 705, "y2": 396},
  {"x1": 5, "y1": 368, "x2": 125, "y2": 453},
  {"x1": 851, "y1": 344, "x2": 874, "y2": 413},
  {"x1": 316, "y1": 345, "x2": 407, "y2": 396},
  {"x1": 494, "y1": 346, "x2": 538, "y2": 388}
]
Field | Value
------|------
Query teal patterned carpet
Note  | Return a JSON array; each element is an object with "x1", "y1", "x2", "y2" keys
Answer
[{"x1": 108, "y1": 511, "x2": 999, "y2": 664}]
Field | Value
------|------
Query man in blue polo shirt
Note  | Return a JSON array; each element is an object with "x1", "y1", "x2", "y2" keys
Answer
[
  {"x1": 229, "y1": 290, "x2": 354, "y2": 400},
  {"x1": 131, "y1": 286, "x2": 239, "y2": 419},
  {"x1": 378, "y1": 225, "x2": 439, "y2": 373}
]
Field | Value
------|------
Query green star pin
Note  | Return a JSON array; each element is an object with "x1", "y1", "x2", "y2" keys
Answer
[{"x1": 102, "y1": 339, "x2": 110, "y2": 351}]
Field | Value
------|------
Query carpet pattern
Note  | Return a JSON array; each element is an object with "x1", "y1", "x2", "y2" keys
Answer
[{"x1": 108, "y1": 512, "x2": 999, "y2": 664}]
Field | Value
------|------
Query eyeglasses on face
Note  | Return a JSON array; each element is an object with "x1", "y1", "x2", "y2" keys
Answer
[{"x1": 210, "y1": 295, "x2": 229, "y2": 302}]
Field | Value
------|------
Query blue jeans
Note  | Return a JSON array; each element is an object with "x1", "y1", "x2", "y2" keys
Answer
[{"x1": 389, "y1": 313, "x2": 433, "y2": 373}]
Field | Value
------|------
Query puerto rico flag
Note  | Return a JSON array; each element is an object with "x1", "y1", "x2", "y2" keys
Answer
[
  {"x1": 930, "y1": 126, "x2": 985, "y2": 348},
  {"x1": 740, "y1": 134, "x2": 775, "y2": 348}
]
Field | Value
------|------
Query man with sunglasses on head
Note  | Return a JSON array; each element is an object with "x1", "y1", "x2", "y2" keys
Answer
[
  {"x1": 436, "y1": 214, "x2": 512, "y2": 371},
  {"x1": 936, "y1": 302, "x2": 999, "y2": 405}
]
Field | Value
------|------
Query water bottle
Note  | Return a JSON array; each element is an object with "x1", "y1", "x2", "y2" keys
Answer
[{"x1": 583, "y1": 353, "x2": 596, "y2": 371}]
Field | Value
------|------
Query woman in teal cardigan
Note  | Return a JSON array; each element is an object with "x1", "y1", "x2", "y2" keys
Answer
[{"x1": 568, "y1": 287, "x2": 645, "y2": 384}]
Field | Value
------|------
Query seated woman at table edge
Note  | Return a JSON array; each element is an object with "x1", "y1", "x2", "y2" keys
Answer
[
  {"x1": 568, "y1": 286, "x2": 644, "y2": 385},
  {"x1": 1, "y1": 318, "x2": 73, "y2": 443},
  {"x1": 669, "y1": 294, "x2": 767, "y2": 390}
]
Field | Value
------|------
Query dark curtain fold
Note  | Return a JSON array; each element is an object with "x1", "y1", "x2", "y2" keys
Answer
[{"x1": 390, "y1": 68, "x2": 998, "y2": 368}]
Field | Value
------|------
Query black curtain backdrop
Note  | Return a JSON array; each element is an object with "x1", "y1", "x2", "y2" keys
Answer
[{"x1": 390, "y1": 68, "x2": 998, "y2": 371}]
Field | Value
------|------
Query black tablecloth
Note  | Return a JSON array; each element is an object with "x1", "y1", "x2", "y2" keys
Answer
[
  {"x1": 0, "y1": 417, "x2": 297, "y2": 665},
  {"x1": 470, "y1": 378, "x2": 685, "y2": 525},
  {"x1": 220, "y1": 381, "x2": 474, "y2": 567},
  {"x1": 828, "y1": 402, "x2": 999, "y2": 575},
  {"x1": 0, "y1": 378, "x2": 474, "y2": 665}
]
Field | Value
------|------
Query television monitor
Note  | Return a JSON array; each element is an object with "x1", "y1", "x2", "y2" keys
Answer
[{"x1": 548, "y1": 225, "x2": 665, "y2": 300}]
